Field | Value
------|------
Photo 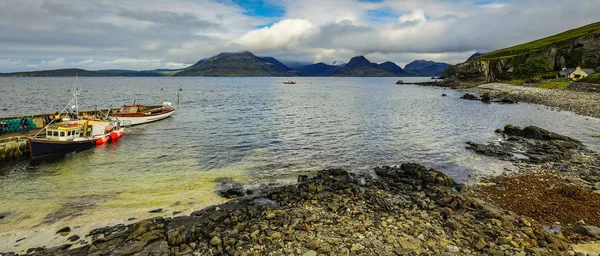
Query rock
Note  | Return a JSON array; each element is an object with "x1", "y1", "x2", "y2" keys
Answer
[
  {"x1": 442, "y1": 93, "x2": 448, "y2": 97},
  {"x1": 148, "y1": 208, "x2": 163, "y2": 213},
  {"x1": 215, "y1": 181, "x2": 246, "y2": 198},
  {"x1": 298, "y1": 175, "x2": 309, "y2": 182},
  {"x1": 307, "y1": 241, "x2": 320, "y2": 250},
  {"x1": 56, "y1": 227, "x2": 71, "y2": 234},
  {"x1": 210, "y1": 236, "x2": 222, "y2": 246},
  {"x1": 575, "y1": 225, "x2": 600, "y2": 238},
  {"x1": 350, "y1": 243, "x2": 364, "y2": 252},
  {"x1": 396, "y1": 80, "x2": 404, "y2": 84},
  {"x1": 460, "y1": 93, "x2": 480, "y2": 100},
  {"x1": 236, "y1": 223, "x2": 245, "y2": 231},
  {"x1": 67, "y1": 235, "x2": 80, "y2": 242},
  {"x1": 499, "y1": 98, "x2": 517, "y2": 104},
  {"x1": 481, "y1": 93, "x2": 492, "y2": 103},
  {"x1": 446, "y1": 245, "x2": 460, "y2": 253},
  {"x1": 475, "y1": 238, "x2": 487, "y2": 250},
  {"x1": 302, "y1": 250, "x2": 317, "y2": 256},
  {"x1": 266, "y1": 212, "x2": 276, "y2": 220},
  {"x1": 270, "y1": 231, "x2": 282, "y2": 240}
]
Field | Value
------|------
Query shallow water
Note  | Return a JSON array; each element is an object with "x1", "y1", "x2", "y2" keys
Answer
[{"x1": 1, "y1": 77, "x2": 599, "y2": 252}]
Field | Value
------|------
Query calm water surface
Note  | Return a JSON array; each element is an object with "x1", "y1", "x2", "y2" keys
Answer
[{"x1": 1, "y1": 77, "x2": 599, "y2": 251}]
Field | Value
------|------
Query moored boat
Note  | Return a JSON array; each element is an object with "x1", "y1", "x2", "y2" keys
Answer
[
  {"x1": 29, "y1": 119, "x2": 124, "y2": 158},
  {"x1": 283, "y1": 80, "x2": 296, "y2": 84},
  {"x1": 110, "y1": 101, "x2": 175, "y2": 126},
  {"x1": 29, "y1": 78, "x2": 124, "y2": 158}
]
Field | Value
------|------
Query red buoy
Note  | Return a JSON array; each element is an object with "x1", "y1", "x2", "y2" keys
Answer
[
  {"x1": 95, "y1": 136, "x2": 109, "y2": 145},
  {"x1": 109, "y1": 132, "x2": 118, "y2": 141},
  {"x1": 117, "y1": 131, "x2": 124, "y2": 138}
]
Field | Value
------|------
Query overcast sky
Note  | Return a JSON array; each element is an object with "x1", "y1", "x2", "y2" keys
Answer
[{"x1": 0, "y1": 0, "x2": 598, "y2": 72}]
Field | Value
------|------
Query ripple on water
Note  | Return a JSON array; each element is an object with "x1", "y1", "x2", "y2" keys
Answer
[{"x1": 1, "y1": 77, "x2": 600, "y2": 252}]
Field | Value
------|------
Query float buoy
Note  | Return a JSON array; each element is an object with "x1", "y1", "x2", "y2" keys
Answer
[
  {"x1": 109, "y1": 132, "x2": 118, "y2": 141},
  {"x1": 117, "y1": 131, "x2": 124, "y2": 138},
  {"x1": 95, "y1": 136, "x2": 109, "y2": 145}
]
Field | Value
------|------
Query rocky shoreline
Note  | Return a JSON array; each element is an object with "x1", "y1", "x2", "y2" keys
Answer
[
  {"x1": 3, "y1": 126, "x2": 600, "y2": 256},
  {"x1": 462, "y1": 83, "x2": 600, "y2": 119},
  {"x1": 408, "y1": 80, "x2": 600, "y2": 119}
]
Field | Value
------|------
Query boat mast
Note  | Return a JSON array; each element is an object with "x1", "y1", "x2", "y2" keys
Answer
[{"x1": 73, "y1": 74, "x2": 80, "y2": 120}]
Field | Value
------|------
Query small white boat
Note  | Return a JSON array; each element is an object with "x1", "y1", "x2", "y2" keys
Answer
[
  {"x1": 110, "y1": 101, "x2": 175, "y2": 126},
  {"x1": 283, "y1": 80, "x2": 296, "y2": 84}
]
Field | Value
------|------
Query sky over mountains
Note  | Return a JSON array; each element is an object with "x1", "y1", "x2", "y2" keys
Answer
[{"x1": 1, "y1": 0, "x2": 599, "y2": 72}]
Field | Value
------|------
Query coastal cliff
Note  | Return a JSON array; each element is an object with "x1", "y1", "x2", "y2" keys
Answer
[{"x1": 443, "y1": 22, "x2": 600, "y2": 83}]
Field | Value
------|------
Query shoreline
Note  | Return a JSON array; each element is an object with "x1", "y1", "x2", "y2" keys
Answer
[
  {"x1": 462, "y1": 83, "x2": 600, "y2": 119},
  {"x1": 4, "y1": 126, "x2": 600, "y2": 255}
]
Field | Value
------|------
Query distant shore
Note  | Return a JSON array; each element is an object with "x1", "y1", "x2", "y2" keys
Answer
[{"x1": 9, "y1": 125, "x2": 600, "y2": 255}]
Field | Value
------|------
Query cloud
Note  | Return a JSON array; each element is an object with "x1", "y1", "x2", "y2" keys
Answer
[
  {"x1": 0, "y1": 0, "x2": 599, "y2": 72},
  {"x1": 398, "y1": 9, "x2": 426, "y2": 24},
  {"x1": 236, "y1": 19, "x2": 320, "y2": 52}
]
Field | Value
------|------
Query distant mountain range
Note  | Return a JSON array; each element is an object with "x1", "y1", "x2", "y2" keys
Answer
[{"x1": 0, "y1": 51, "x2": 450, "y2": 77}]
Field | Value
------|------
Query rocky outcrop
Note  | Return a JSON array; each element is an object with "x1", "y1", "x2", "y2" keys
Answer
[{"x1": 17, "y1": 163, "x2": 578, "y2": 256}]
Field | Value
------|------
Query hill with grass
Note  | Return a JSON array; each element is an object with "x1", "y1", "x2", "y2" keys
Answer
[
  {"x1": 0, "y1": 68, "x2": 106, "y2": 77},
  {"x1": 444, "y1": 22, "x2": 600, "y2": 82},
  {"x1": 173, "y1": 52, "x2": 296, "y2": 77}
]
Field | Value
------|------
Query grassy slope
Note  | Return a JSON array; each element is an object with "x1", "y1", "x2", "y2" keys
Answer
[
  {"x1": 475, "y1": 22, "x2": 600, "y2": 60},
  {"x1": 578, "y1": 73, "x2": 600, "y2": 84}
]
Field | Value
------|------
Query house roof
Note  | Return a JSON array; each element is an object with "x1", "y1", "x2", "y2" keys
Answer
[
  {"x1": 559, "y1": 68, "x2": 575, "y2": 76},
  {"x1": 583, "y1": 69, "x2": 596, "y2": 75}
]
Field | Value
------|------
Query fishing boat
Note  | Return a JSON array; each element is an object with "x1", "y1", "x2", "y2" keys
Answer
[
  {"x1": 283, "y1": 80, "x2": 296, "y2": 84},
  {"x1": 29, "y1": 79, "x2": 124, "y2": 158},
  {"x1": 109, "y1": 101, "x2": 175, "y2": 126},
  {"x1": 29, "y1": 119, "x2": 124, "y2": 158}
]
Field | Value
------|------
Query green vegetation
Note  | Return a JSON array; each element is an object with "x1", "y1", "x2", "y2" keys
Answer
[
  {"x1": 579, "y1": 73, "x2": 600, "y2": 84},
  {"x1": 474, "y1": 22, "x2": 600, "y2": 60},
  {"x1": 537, "y1": 80, "x2": 569, "y2": 89},
  {"x1": 581, "y1": 59, "x2": 598, "y2": 69},
  {"x1": 515, "y1": 58, "x2": 549, "y2": 80},
  {"x1": 534, "y1": 71, "x2": 559, "y2": 80}
]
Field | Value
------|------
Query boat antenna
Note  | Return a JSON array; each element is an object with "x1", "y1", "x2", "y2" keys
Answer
[{"x1": 32, "y1": 75, "x2": 83, "y2": 137}]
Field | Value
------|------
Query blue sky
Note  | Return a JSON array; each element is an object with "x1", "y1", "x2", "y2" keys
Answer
[{"x1": 0, "y1": 0, "x2": 598, "y2": 72}]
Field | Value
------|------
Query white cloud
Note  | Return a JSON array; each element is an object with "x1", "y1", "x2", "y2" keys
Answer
[
  {"x1": 236, "y1": 19, "x2": 320, "y2": 52},
  {"x1": 398, "y1": 9, "x2": 427, "y2": 24},
  {"x1": 0, "y1": 0, "x2": 599, "y2": 71}
]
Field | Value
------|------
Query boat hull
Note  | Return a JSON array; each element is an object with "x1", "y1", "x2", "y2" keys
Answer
[
  {"x1": 29, "y1": 139, "x2": 96, "y2": 158},
  {"x1": 111, "y1": 109, "x2": 174, "y2": 126}
]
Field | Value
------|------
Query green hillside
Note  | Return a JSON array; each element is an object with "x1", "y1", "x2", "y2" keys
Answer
[
  {"x1": 174, "y1": 52, "x2": 294, "y2": 77},
  {"x1": 475, "y1": 22, "x2": 600, "y2": 60}
]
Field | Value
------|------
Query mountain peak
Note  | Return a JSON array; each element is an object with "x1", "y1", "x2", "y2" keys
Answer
[{"x1": 346, "y1": 55, "x2": 376, "y2": 68}]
